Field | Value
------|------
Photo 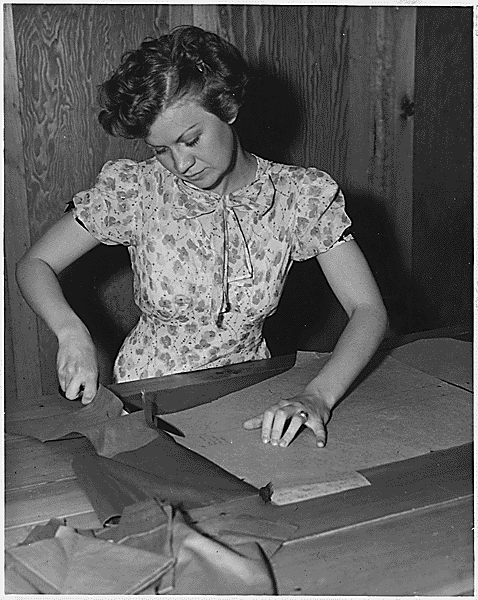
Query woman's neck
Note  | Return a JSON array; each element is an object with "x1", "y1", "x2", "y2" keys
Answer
[
  {"x1": 205, "y1": 125, "x2": 256, "y2": 196},
  {"x1": 215, "y1": 147, "x2": 257, "y2": 196},
  {"x1": 228, "y1": 149, "x2": 257, "y2": 193}
]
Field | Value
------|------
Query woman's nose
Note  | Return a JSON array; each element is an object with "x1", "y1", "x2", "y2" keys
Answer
[{"x1": 173, "y1": 147, "x2": 195, "y2": 174}]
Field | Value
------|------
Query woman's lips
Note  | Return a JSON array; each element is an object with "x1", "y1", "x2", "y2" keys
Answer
[{"x1": 187, "y1": 169, "x2": 206, "y2": 181}]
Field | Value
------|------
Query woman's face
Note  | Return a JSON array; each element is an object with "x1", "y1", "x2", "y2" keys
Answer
[{"x1": 145, "y1": 99, "x2": 237, "y2": 194}]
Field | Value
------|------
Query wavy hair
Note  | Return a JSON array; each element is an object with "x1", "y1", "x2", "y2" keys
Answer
[{"x1": 98, "y1": 26, "x2": 249, "y2": 139}]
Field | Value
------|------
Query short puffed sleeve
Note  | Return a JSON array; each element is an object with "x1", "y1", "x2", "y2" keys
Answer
[
  {"x1": 291, "y1": 167, "x2": 353, "y2": 261},
  {"x1": 68, "y1": 159, "x2": 141, "y2": 246}
]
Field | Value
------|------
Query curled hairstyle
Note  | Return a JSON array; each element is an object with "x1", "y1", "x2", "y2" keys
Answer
[{"x1": 98, "y1": 26, "x2": 249, "y2": 139}]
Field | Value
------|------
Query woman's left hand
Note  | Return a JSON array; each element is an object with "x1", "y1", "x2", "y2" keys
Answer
[{"x1": 242, "y1": 393, "x2": 332, "y2": 448}]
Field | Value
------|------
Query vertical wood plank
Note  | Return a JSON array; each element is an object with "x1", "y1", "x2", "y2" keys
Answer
[
  {"x1": 389, "y1": 7, "x2": 416, "y2": 276},
  {"x1": 4, "y1": 4, "x2": 42, "y2": 400},
  {"x1": 10, "y1": 5, "x2": 171, "y2": 394},
  {"x1": 344, "y1": 7, "x2": 416, "y2": 331},
  {"x1": 4, "y1": 274, "x2": 18, "y2": 404},
  {"x1": 370, "y1": 7, "x2": 416, "y2": 278},
  {"x1": 412, "y1": 7, "x2": 473, "y2": 329},
  {"x1": 193, "y1": 5, "x2": 220, "y2": 33},
  {"x1": 169, "y1": 4, "x2": 194, "y2": 30}
]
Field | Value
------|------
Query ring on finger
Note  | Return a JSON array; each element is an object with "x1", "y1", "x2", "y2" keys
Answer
[{"x1": 296, "y1": 410, "x2": 309, "y2": 422}]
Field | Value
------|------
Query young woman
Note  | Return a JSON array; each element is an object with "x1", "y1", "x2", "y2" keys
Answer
[{"x1": 16, "y1": 26, "x2": 387, "y2": 449}]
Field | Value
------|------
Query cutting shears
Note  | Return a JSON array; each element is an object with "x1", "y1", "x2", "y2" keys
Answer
[{"x1": 140, "y1": 389, "x2": 185, "y2": 437}]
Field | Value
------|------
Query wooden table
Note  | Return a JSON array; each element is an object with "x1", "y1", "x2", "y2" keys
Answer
[{"x1": 5, "y1": 328, "x2": 474, "y2": 595}]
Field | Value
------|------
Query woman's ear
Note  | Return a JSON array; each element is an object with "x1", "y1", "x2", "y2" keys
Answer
[{"x1": 228, "y1": 109, "x2": 239, "y2": 125}]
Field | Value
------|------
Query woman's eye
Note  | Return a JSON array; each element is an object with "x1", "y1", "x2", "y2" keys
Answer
[
  {"x1": 154, "y1": 147, "x2": 167, "y2": 156},
  {"x1": 185, "y1": 136, "x2": 200, "y2": 148}
]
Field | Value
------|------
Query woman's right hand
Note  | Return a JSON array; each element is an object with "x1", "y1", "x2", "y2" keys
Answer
[
  {"x1": 15, "y1": 213, "x2": 102, "y2": 404},
  {"x1": 57, "y1": 326, "x2": 99, "y2": 404}
]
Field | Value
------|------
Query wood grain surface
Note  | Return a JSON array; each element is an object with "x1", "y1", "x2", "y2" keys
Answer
[
  {"x1": 343, "y1": 7, "x2": 416, "y2": 320},
  {"x1": 273, "y1": 496, "x2": 473, "y2": 596},
  {"x1": 412, "y1": 7, "x2": 473, "y2": 330},
  {"x1": 3, "y1": 5, "x2": 42, "y2": 399}
]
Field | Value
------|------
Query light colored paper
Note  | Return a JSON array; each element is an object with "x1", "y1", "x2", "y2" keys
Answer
[
  {"x1": 272, "y1": 472, "x2": 371, "y2": 506},
  {"x1": 161, "y1": 351, "x2": 473, "y2": 504},
  {"x1": 389, "y1": 338, "x2": 473, "y2": 391}
]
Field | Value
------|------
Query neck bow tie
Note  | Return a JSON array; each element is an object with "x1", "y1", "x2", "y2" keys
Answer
[
  {"x1": 170, "y1": 160, "x2": 277, "y2": 326},
  {"x1": 171, "y1": 170, "x2": 275, "y2": 220}
]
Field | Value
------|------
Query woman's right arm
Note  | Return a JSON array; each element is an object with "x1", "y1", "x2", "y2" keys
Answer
[{"x1": 16, "y1": 212, "x2": 101, "y2": 403}]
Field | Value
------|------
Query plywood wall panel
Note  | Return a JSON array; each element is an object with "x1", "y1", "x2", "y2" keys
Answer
[
  {"x1": 4, "y1": 4, "x2": 43, "y2": 399},
  {"x1": 192, "y1": 4, "x2": 221, "y2": 33},
  {"x1": 10, "y1": 4, "x2": 168, "y2": 394},
  {"x1": 169, "y1": 5, "x2": 194, "y2": 30},
  {"x1": 224, "y1": 4, "x2": 352, "y2": 173},
  {"x1": 412, "y1": 7, "x2": 473, "y2": 329},
  {"x1": 9, "y1": 5, "x2": 469, "y2": 401},
  {"x1": 4, "y1": 275, "x2": 18, "y2": 402},
  {"x1": 342, "y1": 7, "x2": 416, "y2": 329}
]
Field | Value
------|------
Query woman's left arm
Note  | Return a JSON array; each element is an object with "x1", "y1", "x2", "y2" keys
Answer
[{"x1": 243, "y1": 240, "x2": 388, "y2": 448}]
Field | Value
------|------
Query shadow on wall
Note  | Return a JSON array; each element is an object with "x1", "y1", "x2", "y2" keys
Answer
[
  {"x1": 344, "y1": 189, "x2": 417, "y2": 332},
  {"x1": 263, "y1": 189, "x2": 416, "y2": 356},
  {"x1": 235, "y1": 69, "x2": 301, "y2": 163},
  {"x1": 59, "y1": 245, "x2": 139, "y2": 384}
]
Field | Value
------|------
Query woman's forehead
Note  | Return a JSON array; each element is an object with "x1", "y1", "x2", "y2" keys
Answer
[{"x1": 146, "y1": 100, "x2": 209, "y2": 145}]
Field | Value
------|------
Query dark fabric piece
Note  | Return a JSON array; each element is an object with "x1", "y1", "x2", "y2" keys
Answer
[
  {"x1": 5, "y1": 385, "x2": 159, "y2": 458},
  {"x1": 111, "y1": 353, "x2": 297, "y2": 414},
  {"x1": 6, "y1": 500, "x2": 277, "y2": 595},
  {"x1": 6, "y1": 524, "x2": 175, "y2": 595},
  {"x1": 73, "y1": 452, "x2": 148, "y2": 525},
  {"x1": 73, "y1": 434, "x2": 258, "y2": 525},
  {"x1": 112, "y1": 430, "x2": 257, "y2": 490},
  {"x1": 95, "y1": 497, "x2": 296, "y2": 560}
]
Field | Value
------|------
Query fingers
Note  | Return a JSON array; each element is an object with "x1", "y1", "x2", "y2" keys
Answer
[
  {"x1": 243, "y1": 399, "x2": 290, "y2": 432},
  {"x1": 309, "y1": 419, "x2": 327, "y2": 448},
  {"x1": 56, "y1": 331, "x2": 98, "y2": 403},
  {"x1": 243, "y1": 415, "x2": 263, "y2": 430},
  {"x1": 261, "y1": 407, "x2": 278, "y2": 443},
  {"x1": 58, "y1": 362, "x2": 98, "y2": 404},
  {"x1": 243, "y1": 409, "x2": 304, "y2": 447},
  {"x1": 81, "y1": 378, "x2": 98, "y2": 405},
  {"x1": 61, "y1": 372, "x2": 97, "y2": 404},
  {"x1": 244, "y1": 400, "x2": 330, "y2": 449},
  {"x1": 275, "y1": 413, "x2": 306, "y2": 447},
  {"x1": 262, "y1": 404, "x2": 306, "y2": 446},
  {"x1": 267, "y1": 408, "x2": 286, "y2": 445}
]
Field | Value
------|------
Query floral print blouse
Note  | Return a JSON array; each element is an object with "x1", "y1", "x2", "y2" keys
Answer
[{"x1": 71, "y1": 154, "x2": 353, "y2": 383}]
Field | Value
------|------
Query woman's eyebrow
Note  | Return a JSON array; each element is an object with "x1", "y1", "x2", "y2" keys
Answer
[
  {"x1": 146, "y1": 123, "x2": 200, "y2": 148},
  {"x1": 177, "y1": 123, "x2": 200, "y2": 142}
]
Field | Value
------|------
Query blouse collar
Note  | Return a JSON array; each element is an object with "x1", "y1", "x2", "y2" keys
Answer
[{"x1": 171, "y1": 155, "x2": 275, "y2": 220}]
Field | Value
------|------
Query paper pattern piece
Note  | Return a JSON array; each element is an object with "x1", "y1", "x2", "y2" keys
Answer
[
  {"x1": 389, "y1": 338, "x2": 473, "y2": 391},
  {"x1": 161, "y1": 350, "x2": 473, "y2": 504}
]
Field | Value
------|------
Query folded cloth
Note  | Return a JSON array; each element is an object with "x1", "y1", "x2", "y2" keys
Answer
[
  {"x1": 169, "y1": 508, "x2": 277, "y2": 595},
  {"x1": 6, "y1": 524, "x2": 174, "y2": 595},
  {"x1": 97, "y1": 497, "x2": 297, "y2": 560},
  {"x1": 73, "y1": 434, "x2": 259, "y2": 524},
  {"x1": 6, "y1": 500, "x2": 277, "y2": 595},
  {"x1": 185, "y1": 513, "x2": 298, "y2": 558},
  {"x1": 5, "y1": 385, "x2": 159, "y2": 458}
]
